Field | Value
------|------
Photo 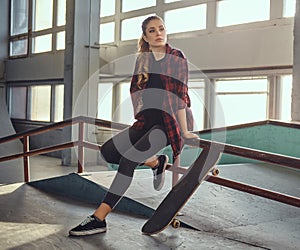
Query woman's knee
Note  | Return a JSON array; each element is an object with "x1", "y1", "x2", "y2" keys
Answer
[
  {"x1": 117, "y1": 156, "x2": 137, "y2": 177},
  {"x1": 100, "y1": 140, "x2": 117, "y2": 163}
]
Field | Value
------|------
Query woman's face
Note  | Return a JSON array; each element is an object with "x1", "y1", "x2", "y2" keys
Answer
[{"x1": 143, "y1": 19, "x2": 167, "y2": 49}]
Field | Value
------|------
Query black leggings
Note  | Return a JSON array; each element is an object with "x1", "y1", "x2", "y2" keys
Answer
[{"x1": 100, "y1": 125, "x2": 170, "y2": 209}]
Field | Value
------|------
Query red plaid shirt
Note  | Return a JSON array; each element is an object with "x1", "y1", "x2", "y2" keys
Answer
[{"x1": 130, "y1": 43, "x2": 194, "y2": 158}]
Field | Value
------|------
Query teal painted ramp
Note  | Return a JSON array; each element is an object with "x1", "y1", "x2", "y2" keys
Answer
[
  {"x1": 29, "y1": 173, "x2": 155, "y2": 218},
  {"x1": 28, "y1": 173, "x2": 195, "y2": 229}
]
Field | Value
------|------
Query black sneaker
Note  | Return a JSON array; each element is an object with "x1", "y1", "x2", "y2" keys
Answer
[
  {"x1": 69, "y1": 215, "x2": 107, "y2": 236},
  {"x1": 152, "y1": 155, "x2": 169, "y2": 191}
]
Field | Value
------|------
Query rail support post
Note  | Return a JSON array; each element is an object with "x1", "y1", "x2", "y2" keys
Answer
[
  {"x1": 78, "y1": 121, "x2": 84, "y2": 173},
  {"x1": 23, "y1": 136, "x2": 30, "y2": 182}
]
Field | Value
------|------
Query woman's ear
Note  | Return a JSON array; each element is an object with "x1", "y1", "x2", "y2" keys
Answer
[{"x1": 142, "y1": 34, "x2": 148, "y2": 43}]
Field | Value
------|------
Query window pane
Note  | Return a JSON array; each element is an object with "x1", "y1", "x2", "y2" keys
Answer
[
  {"x1": 113, "y1": 82, "x2": 133, "y2": 124},
  {"x1": 100, "y1": 22, "x2": 115, "y2": 44},
  {"x1": 54, "y1": 85, "x2": 64, "y2": 122},
  {"x1": 10, "y1": 0, "x2": 29, "y2": 35},
  {"x1": 57, "y1": 0, "x2": 66, "y2": 26},
  {"x1": 165, "y1": 5, "x2": 206, "y2": 34},
  {"x1": 29, "y1": 85, "x2": 51, "y2": 122},
  {"x1": 122, "y1": 0, "x2": 155, "y2": 12},
  {"x1": 56, "y1": 31, "x2": 65, "y2": 50},
  {"x1": 33, "y1": 0, "x2": 53, "y2": 31},
  {"x1": 33, "y1": 34, "x2": 52, "y2": 53},
  {"x1": 215, "y1": 94, "x2": 267, "y2": 127},
  {"x1": 121, "y1": 14, "x2": 155, "y2": 41},
  {"x1": 10, "y1": 39, "x2": 28, "y2": 56},
  {"x1": 280, "y1": 75, "x2": 292, "y2": 121},
  {"x1": 100, "y1": 0, "x2": 115, "y2": 17},
  {"x1": 283, "y1": 0, "x2": 296, "y2": 17},
  {"x1": 217, "y1": 0, "x2": 270, "y2": 27},
  {"x1": 189, "y1": 82, "x2": 205, "y2": 130},
  {"x1": 216, "y1": 79, "x2": 268, "y2": 93},
  {"x1": 10, "y1": 87, "x2": 27, "y2": 119},
  {"x1": 98, "y1": 83, "x2": 113, "y2": 120}
]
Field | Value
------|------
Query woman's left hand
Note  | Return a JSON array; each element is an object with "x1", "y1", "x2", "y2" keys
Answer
[{"x1": 182, "y1": 131, "x2": 199, "y2": 140}]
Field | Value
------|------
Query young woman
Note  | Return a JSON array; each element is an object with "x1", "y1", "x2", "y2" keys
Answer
[{"x1": 69, "y1": 15, "x2": 198, "y2": 236}]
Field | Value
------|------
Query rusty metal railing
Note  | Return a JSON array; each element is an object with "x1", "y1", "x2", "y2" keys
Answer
[{"x1": 0, "y1": 116, "x2": 299, "y2": 207}]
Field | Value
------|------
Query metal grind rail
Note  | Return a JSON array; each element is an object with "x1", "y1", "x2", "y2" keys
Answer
[{"x1": 0, "y1": 116, "x2": 299, "y2": 207}]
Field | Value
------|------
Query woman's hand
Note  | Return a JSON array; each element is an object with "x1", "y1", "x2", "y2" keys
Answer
[{"x1": 182, "y1": 131, "x2": 199, "y2": 140}]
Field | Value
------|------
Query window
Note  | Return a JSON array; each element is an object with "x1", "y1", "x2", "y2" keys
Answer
[
  {"x1": 9, "y1": 83, "x2": 64, "y2": 122},
  {"x1": 100, "y1": 22, "x2": 115, "y2": 44},
  {"x1": 56, "y1": 0, "x2": 66, "y2": 26},
  {"x1": 165, "y1": 5, "x2": 206, "y2": 34},
  {"x1": 29, "y1": 85, "x2": 51, "y2": 121},
  {"x1": 54, "y1": 84, "x2": 64, "y2": 122},
  {"x1": 280, "y1": 75, "x2": 292, "y2": 121},
  {"x1": 217, "y1": 0, "x2": 270, "y2": 27},
  {"x1": 10, "y1": 39, "x2": 28, "y2": 57},
  {"x1": 33, "y1": 0, "x2": 53, "y2": 31},
  {"x1": 10, "y1": 0, "x2": 29, "y2": 57},
  {"x1": 32, "y1": 34, "x2": 52, "y2": 54},
  {"x1": 100, "y1": 0, "x2": 115, "y2": 17},
  {"x1": 10, "y1": 0, "x2": 29, "y2": 36},
  {"x1": 97, "y1": 83, "x2": 113, "y2": 120},
  {"x1": 115, "y1": 82, "x2": 133, "y2": 124},
  {"x1": 121, "y1": 14, "x2": 155, "y2": 41},
  {"x1": 56, "y1": 31, "x2": 65, "y2": 50},
  {"x1": 283, "y1": 0, "x2": 296, "y2": 17},
  {"x1": 9, "y1": 0, "x2": 66, "y2": 57},
  {"x1": 122, "y1": 0, "x2": 156, "y2": 12},
  {"x1": 215, "y1": 78, "x2": 268, "y2": 127},
  {"x1": 189, "y1": 81, "x2": 205, "y2": 130}
]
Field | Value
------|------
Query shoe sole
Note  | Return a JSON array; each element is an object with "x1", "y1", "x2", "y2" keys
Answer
[
  {"x1": 154, "y1": 155, "x2": 169, "y2": 191},
  {"x1": 69, "y1": 228, "x2": 107, "y2": 236}
]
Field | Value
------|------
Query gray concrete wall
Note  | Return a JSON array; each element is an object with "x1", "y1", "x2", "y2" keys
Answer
[{"x1": 5, "y1": 52, "x2": 65, "y2": 81}]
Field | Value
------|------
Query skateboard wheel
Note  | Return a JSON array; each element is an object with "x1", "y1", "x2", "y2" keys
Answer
[
  {"x1": 171, "y1": 219, "x2": 180, "y2": 228},
  {"x1": 212, "y1": 168, "x2": 219, "y2": 176}
]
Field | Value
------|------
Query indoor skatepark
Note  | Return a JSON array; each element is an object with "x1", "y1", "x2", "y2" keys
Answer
[{"x1": 1, "y1": 0, "x2": 300, "y2": 249}]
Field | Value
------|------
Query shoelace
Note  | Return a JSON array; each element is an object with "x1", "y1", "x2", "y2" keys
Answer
[{"x1": 80, "y1": 216, "x2": 94, "y2": 226}]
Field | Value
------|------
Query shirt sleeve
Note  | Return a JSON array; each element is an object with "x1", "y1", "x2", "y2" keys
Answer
[
  {"x1": 130, "y1": 57, "x2": 140, "y2": 94},
  {"x1": 175, "y1": 51, "x2": 189, "y2": 110}
]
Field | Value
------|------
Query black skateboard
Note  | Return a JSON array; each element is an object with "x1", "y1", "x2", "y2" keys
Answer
[{"x1": 141, "y1": 140, "x2": 221, "y2": 235}]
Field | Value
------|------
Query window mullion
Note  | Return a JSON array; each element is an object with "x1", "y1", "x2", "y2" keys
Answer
[
  {"x1": 52, "y1": 0, "x2": 57, "y2": 51},
  {"x1": 50, "y1": 85, "x2": 55, "y2": 122},
  {"x1": 26, "y1": 86, "x2": 31, "y2": 120},
  {"x1": 28, "y1": 0, "x2": 33, "y2": 57}
]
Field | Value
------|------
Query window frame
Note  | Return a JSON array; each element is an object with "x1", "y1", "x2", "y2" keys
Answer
[
  {"x1": 99, "y1": 0, "x2": 296, "y2": 46},
  {"x1": 8, "y1": 81, "x2": 64, "y2": 123},
  {"x1": 9, "y1": 0, "x2": 66, "y2": 59}
]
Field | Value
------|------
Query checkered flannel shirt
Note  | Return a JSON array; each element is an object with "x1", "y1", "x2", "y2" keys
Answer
[{"x1": 130, "y1": 43, "x2": 194, "y2": 159}]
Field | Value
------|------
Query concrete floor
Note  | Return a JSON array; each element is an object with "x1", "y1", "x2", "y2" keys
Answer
[{"x1": 0, "y1": 155, "x2": 299, "y2": 250}]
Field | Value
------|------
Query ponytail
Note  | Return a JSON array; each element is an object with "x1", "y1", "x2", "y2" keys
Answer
[{"x1": 136, "y1": 15, "x2": 164, "y2": 88}]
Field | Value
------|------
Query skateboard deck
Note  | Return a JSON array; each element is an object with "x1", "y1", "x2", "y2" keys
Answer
[{"x1": 141, "y1": 140, "x2": 221, "y2": 235}]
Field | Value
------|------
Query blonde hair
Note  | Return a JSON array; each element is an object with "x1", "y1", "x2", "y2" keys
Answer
[{"x1": 136, "y1": 15, "x2": 165, "y2": 88}]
